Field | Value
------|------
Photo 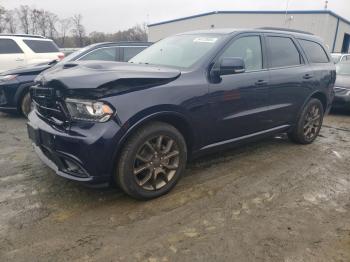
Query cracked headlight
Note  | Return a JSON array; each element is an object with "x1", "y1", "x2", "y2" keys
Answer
[{"x1": 65, "y1": 98, "x2": 114, "y2": 122}]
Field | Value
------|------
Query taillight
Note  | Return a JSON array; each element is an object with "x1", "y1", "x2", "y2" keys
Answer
[{"x1": 58, "y1": 53, "x2": 65, "y2": 60}]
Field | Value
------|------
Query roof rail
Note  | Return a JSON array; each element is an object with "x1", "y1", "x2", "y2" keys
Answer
[
  {"x1": 0, "y1": 34, "x2": 46, "y2": 39},
  {"x1": 257, "y1": 27, "x2": 314, "y2": 35}
]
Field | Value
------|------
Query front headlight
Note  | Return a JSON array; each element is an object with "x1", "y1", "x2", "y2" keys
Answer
[
  {"x1": 65, "y1": 98, "x2": 114, "y2": 122},
  {"x1": 0, "y1": 75, "x2": 18, "y2": 82}
]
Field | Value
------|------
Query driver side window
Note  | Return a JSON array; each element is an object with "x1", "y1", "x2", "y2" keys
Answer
[{"x1": 220, "y1": 36, "x2": 263, "y2": 72}]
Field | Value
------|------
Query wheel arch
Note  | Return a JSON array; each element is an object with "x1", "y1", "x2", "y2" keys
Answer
[
  {"x1": 14, "y1": 82, "x2": 34, "y2": 113},
  {"x1": 309, "y1": 91, "x2": 328, "y2": 112},
  {"x1": 111, "y1": 111, "x2": 196, "y2": 177}
]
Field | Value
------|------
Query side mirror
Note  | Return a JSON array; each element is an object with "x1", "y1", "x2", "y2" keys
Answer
[{"x1": 219, "y1": 57, "x2": 245, "y2": 76}]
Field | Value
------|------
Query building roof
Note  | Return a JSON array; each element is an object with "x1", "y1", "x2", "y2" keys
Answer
[{"x1": 148, "y1": 10, "x2": 350, "y2": 27}]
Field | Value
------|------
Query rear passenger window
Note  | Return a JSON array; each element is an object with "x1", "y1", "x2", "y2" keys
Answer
[
  {"x1": 23, "y1": 40, "x2": 59, "y2": 53},
  {"x1": 220, "y1": 36, "x2": 263, "y2": 71},
  {"x1": 0, "y1": 39, "x2": 23, "y2": 54},
  {"x1": 299, "y1": 39, "x2": 329, "y2": 63},
  {"x1": 268, "y1": 36, "x2": 302, "y2": 68},
  {"x1": 124, "y1": 47, "x2": 146, "y2": 62}
]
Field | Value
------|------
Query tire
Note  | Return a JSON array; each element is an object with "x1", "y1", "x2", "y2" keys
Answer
[
  {"x1": 116, "y1": 121, "x2": 187, "y2": 200},
  {"x1": 20, "y1": 92, "x2": 33, "y2": 117},
  {"x1": 288, "y1": 98, "x2": 324, "y2": 144}
]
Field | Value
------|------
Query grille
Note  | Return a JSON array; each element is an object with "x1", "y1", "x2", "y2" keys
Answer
[{"x1": 30, "y1": 85, "x2": 68, "y2": 124}]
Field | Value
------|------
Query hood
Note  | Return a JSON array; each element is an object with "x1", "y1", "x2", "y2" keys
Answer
[
  {"x1": 1, "y1": 63, "x2": 52, "y2": 76},
  {"x1": 335, "y1": 74, "x2": 350, "y2": 89},
  {"x1": 37, "y1": 61, "x2": 181, "y2": 95}
]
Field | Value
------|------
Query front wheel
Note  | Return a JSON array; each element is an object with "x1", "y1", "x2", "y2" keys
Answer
[
  {"x1": 288, "y1": 98, "x2": 324, "y2": 144},
  {"x1": 116, "y1": 122, "x2": 187, "y2": 200},
  {"x1": 20, "y1": 92, "x2": 33, "y2": 117}
]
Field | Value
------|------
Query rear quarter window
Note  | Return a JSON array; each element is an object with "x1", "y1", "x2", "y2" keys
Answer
[
  {"x1": 299, "y1": 39, "x2": 329, "y2": 63},
  {"x1": 23, "y1": 40, "x2": 60, "y2": 53},
  {"x1": 0, "y1": 39, "x2": 23, "y2": 54}
]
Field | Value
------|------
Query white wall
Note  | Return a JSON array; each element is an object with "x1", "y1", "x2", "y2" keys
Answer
[
  {"x1": 149, "y1": 13, "x2": 348, "y2": 52},
  {"x1": 334, "y1": 20, "x2": 350, "y2": 52}
]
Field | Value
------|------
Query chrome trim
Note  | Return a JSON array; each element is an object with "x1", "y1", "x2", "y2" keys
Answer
[{"x1": 200, "y1": 125, "x2": 290, "y2": 150}]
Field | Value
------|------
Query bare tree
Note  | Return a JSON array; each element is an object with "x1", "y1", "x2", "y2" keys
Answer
[
  {"x1": 16, "y1": 5, "x2": 31, "y2": 34},
  {"x1": 58, "y1": 18, "x2": 71, "y2": 46},
  {"x1": 30, "y1": 8, "x2": 40, "y2": 34},
  {"x1": 47, "y1": 12, "x2": 58, "y2": 39},
  {"x1": 5, "y1": 10, "x2": 17, "y2": 33},
  {"x1": 0, "y1": 5, "x2": 6, "y2": 33},
  {"x1": 71, "y1": 14, "x2": 85, "y2": 47},
  {"x1": 37, "y1": 10, "x2": 49, "y2": 37}
]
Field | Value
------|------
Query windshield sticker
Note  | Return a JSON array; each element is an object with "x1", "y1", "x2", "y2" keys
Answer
[{"x1": 193, "y1": 37, "x2": 218, "y2": 43}]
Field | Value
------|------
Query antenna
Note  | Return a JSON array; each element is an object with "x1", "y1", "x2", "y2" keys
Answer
[{"x1": 324, "y1": 0, "x2": 329, "y2": 10}]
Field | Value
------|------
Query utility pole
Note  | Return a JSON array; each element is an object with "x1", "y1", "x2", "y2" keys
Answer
[{"x1": 284, "y1": 0, "x2": 291, "y2": 25}]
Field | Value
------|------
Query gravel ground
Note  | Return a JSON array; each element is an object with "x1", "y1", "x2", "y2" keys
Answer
[{"x1": 0, "y1": 111, "x2": 349, "y2": 262}]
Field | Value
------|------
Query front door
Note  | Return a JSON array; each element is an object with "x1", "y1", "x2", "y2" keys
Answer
[{"x1": 208, "y1": 34, "x2": 271, "y2": 144}]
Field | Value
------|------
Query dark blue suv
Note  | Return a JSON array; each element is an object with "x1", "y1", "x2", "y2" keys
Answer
[{"x1": 27, "y1": 29, "x2": 335, "y2": 200}]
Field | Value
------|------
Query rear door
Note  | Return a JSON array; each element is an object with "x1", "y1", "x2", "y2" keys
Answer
[
  {"x1": 0, "y1": 39, "x2": 26, "y2": 72},
  {"x1": 265, "y1": 34, "x2": 313, "y2": 127},
  {"x1": 22, "y1": 39, "x2": 61, "y2": 64}
]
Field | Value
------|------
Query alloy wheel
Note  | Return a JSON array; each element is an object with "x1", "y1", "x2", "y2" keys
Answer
[
  {"x1": 303, "y1": 104, "x2": 322, "y2": 141},
  {"x1": 133, "y1": 135, "x2": 180, "y2": 191}
]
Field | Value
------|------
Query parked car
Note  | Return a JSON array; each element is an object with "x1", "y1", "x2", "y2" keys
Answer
[
  {"x1": 0, "y1": 42, "x2": 151, "y2": 116},
  {"x1": 0, "y1": 34, "x2": 64, "y2": 73},
  {"x1": 333, "y1": 61, "x2": 350, "y2": 109},
  {"x1": 331, "y1": 53, "x2": 350, "y2": 64},
  {"x1": 28, "y1": 29, "x2": 335, "y2": 200}
]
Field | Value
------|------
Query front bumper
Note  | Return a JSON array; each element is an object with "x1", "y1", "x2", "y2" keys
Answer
[
  {"x1": 0, "y1": 81, "x2": 21, "y2": 111},
  {"x1": 27, "y1": 110, "x2": 122, "y2": 184}
]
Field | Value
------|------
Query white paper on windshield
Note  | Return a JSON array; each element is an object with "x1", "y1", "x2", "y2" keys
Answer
[{"x1": 193, "y1": 37, "x2": 218, "y2": 43}]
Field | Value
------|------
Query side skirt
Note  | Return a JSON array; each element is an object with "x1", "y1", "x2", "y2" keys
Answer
[{"x1": 198, "y1": 125, "x2": 291, "y2": 152}]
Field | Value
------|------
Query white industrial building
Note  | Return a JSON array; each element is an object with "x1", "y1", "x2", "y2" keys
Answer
[{"x1": 148, "y1": 10, "x2": 350, "y2": 53}]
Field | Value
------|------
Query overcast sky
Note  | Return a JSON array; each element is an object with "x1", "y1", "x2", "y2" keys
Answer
[{"x1": 1, "y1": 0, "x2": 349, "y2": 33}]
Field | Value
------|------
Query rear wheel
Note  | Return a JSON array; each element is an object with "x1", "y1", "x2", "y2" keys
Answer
[
  {"x1": 288, "y1": 98, "x2": 324, "y2": 144},
  {"x1": 116, "y1": 122, "x2": 187, "y2": 200},
  {"x1": 20, "y1": 92, "x2": 33, "y2": 117}
]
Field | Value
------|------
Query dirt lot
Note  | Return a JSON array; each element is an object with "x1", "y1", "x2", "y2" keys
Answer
[{"x1": 0, "y1": 111, "x2": 349, "y2": 262}]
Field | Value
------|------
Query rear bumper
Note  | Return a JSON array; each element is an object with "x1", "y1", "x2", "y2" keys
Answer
[{"x1": 27, "y1": 110, "x2": 122, "y2": 184}]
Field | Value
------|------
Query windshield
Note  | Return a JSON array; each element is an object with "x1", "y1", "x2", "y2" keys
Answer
[
  {"x1": 336, "y1": 63, "x2": 350, "y2": 75},
  {"x1": 129, "y1": 34, "x2": 223, "y2": 68},
  {"x1": 331, "y1": 54, "x2": 342, "y2": 63}
]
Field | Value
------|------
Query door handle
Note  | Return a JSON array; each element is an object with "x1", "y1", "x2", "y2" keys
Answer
[
  {"x1": 15, "y1": 58, "x2": 24, "y2": 61},
  {"x1": 255, "y1": 80, "x2": 268, "y2": 86},
  {"x1": 303, "y1": 74, "x2": 313, "y2": 80}
]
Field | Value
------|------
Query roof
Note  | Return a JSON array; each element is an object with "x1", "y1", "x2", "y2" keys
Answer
[
  {"x1": 0, "y1": 34, "x2": 45, "y2": 39},
  {"x1": 148, "y1": 10, "x2": 350, "y2": 27},
  {"x1": 178, "y1": 28, "x2": 319, "y2": 41}
]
